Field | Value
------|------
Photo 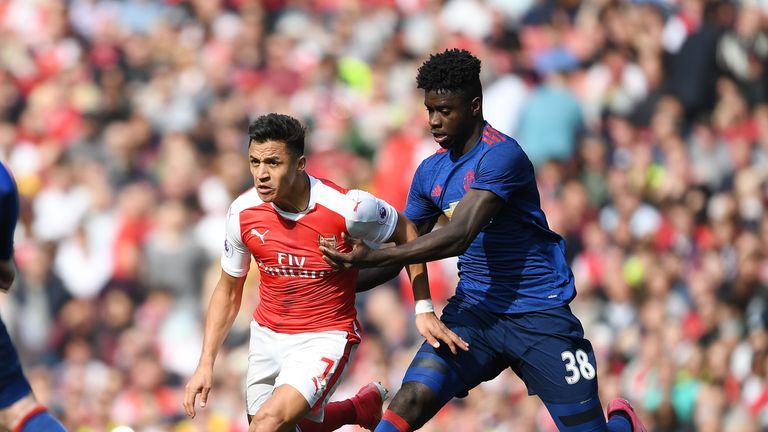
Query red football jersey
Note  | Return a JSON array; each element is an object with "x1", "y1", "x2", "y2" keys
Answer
[{"x1": 221, "y1": 176, "x2": 397, "y2": 335}]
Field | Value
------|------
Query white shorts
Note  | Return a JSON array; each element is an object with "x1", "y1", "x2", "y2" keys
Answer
[{"x1": 245, "y1": 321, "x2": 359, "y2": 422}]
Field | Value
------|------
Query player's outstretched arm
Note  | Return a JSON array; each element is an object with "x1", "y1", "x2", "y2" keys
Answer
[
  {"x1": 354, "y1": 260, "x2": 402, "y2": 293},
  {"x1": 184, "y1": 270, "x2": 246, "y2": 418},
  {"x1": 387, "y1": 211, "x2": 468, "y2": 354},
  {"x1": 355, "y1": 219, "x2": 436, "y2": 292},
  {"x1": 322, "y1": 188, "x2": 504, "y2": 269}
]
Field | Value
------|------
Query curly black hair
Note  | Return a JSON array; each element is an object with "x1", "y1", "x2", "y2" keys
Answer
[
  {"x1": 248, "y1": 113, "x2": 305, "y2": 156},
  {"x1": 416, "y1": 48, "x2": 482, "y2": 99}
]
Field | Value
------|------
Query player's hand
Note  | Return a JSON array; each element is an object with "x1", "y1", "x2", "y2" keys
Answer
[
  {"x1": 415, "y1": 312, "x2": 469, "y2": 355},
  {"x1": 320, "y1": 233, "x2": 374, "y2": 269},
  {"x1": 184, "y1": 366, "x2": 213, "y2": 418}
]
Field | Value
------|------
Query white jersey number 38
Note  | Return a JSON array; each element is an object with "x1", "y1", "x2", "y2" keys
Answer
[{"x1": 561, "y1": 349, "x2": 596, "y2": 384}]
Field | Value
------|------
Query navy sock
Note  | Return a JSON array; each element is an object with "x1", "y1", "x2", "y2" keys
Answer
[
  {"x1": 606, "y1": 412, "x2": 632, "y2": 432},
  {"x1": 16, "y1": 410, "x2": 66, "y2": 432},
  {"x1": 374, "y1": 411, "x2": 411, "y2": 432},
  {"x1": 375, "y1": 420, "x2": 402, "y2": 432}
]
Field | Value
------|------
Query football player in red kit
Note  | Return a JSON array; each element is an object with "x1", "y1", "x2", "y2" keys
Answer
[{"x1": 184, "y1": 113, "x2": 465, "y2": 432}]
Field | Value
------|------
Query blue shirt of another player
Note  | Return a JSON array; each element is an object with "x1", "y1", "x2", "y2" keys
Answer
[
  {"x1": 0, "y1": 162, "x2": 31, "y2": 409},
  {"x1": 0, "y1": 162, "x2": 19, "y2": 260},
  {"x1": 404, "y1": 123, "x2": 575, "y2": 314}
]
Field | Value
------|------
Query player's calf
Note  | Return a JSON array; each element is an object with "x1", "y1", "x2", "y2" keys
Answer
[
  {"x1": 542, "y1": 397, "x2": 609, "y2": 431},
  {"x1": 375, "y1": 382, "x2": 439, "y2": 432}
]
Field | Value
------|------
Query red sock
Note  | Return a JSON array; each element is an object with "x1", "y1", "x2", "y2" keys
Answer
[{"x1": 297, "y1": 400, "x2": 356, "y2": 432}]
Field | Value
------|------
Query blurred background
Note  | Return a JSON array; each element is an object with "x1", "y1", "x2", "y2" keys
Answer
[{"x1": 0, "y1": 0, "x2": 767, "y2": 431}]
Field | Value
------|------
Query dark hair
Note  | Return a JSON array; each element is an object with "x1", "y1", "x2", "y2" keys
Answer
[
  {"x1": 416, "y1": 48, "x2": 482, "y2": 100},
  {"x1": 247, "y1": 113, "x2": 305, "y2": 156}
]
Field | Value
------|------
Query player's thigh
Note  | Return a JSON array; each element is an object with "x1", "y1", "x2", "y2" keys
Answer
[
  {"x1": 246, "y1": 321, "x2": 282, "y2": 416},
  {"x1": 505, "y1": 307, "x2": 605, "y2": 430},
  {"x1": 277, "y1": 329, "x2": 358, "y2": 423},
  {"x1": 506, "y1": 306, "x2": 598, "y2": 402},
  {"x1": 402, "y1": 301, "x2": 507, "y2": 407}
]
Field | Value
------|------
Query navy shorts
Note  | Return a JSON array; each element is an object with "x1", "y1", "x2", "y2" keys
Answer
[
  {"x1": 0, "y1": 318, "x2": 32, "y2": 408},
  {"x1": 403, "y1": 298, "x2": 599, "y2": 405}
]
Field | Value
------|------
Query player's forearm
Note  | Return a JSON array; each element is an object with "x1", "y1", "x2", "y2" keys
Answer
[
  {"x1": 369, "y1": 190, "x2": 501, "y2": 267},
  {"x1": 356, "y1": 265, "x2": 403, "y2": 292},
  {"x1": 198, "y1": 275, "x2": 244, "y2": 367},
  {"x1": 356, "y1": 210, "x2": 430, "y2": 289},
  {"x1": 406, "y1": 264, "x2": 431, "y2": 302},
  {"x1": 370, "y1": 225, "x2": 469, "y2": 267},
  {"x1": 370, "y1": 210, "x2": 460, "y2": 270},
  {"x1": 398, "y1": 216, "x2": 432, "y2": 301}
]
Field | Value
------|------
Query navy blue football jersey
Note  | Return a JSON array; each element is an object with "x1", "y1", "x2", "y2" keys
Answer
[{"x1": 405, "y1": 123, "x2": 575, "y2": 313}]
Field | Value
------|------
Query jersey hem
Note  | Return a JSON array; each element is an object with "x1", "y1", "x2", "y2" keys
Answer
[{"x1": 450, "y1": 293, "x2": 572, "y2": 315}]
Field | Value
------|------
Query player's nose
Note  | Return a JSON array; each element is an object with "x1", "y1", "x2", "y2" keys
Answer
[
  {"x1": 428, "y1": 112, "x2": 441, "y2": 128},
  {"x1": 255, "y1": 164, "x2": 269, "y2": 179}
]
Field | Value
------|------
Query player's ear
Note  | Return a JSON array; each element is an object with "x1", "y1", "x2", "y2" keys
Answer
[
  {"x1": 296, "y1": 154, "x2": 306, "y2": 173},
  {"x1": 470, "y1": 96, "x2": 482, "y2": 117}
]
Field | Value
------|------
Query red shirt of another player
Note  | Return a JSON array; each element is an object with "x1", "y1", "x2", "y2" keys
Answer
[{"x1": 221, "y1": 176, "x2": 397, "y2": 336}]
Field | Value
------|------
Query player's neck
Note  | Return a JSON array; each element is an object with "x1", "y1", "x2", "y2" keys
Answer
[
  {"x1": 274, "y1": 172, "x2": 310, "y2": 213},
  {"x1": 452, "y1": 120, "x2": 486, "y2": 157}
]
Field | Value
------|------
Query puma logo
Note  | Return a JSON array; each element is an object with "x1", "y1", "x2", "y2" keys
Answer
[
  {"x1": 251, "y1": 229, "x2": 268, "y2": 244},
  {"x1": 352, "y1": 199, "x2": 362, "y2": 212}
]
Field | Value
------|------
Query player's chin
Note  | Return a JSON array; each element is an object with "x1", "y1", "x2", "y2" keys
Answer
[
  {"x1": 435, "y1": 136, "x2": 453, "y2": 149},
  {"x1": 256, "y1": 189, "x2": 276, "y2": 201}
]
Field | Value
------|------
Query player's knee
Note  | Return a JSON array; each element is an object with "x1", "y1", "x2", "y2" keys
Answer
[
  {"x1": 248, "y1": 408, "x2": 292, "y2": 432},
  {"x1": 388, "y1": 381, "x2": 437, "y2": 429}
]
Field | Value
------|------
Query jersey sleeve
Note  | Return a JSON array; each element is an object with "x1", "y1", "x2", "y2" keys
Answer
[
  {"x1": 345, "y1": 189, "x2": 398, "y2": 244},
  {"x1": 404, "y1": 162, "x2": 440, "y2": 224},
  {"x1": 0, "y1": 165, "x2": 19, "y2": 260},
  {"x1": 472, "y1": 143, "x2": 532, "y2": 202},
  {"x1": 220, "y1": 206, "x2": 251, "y2": 277}
]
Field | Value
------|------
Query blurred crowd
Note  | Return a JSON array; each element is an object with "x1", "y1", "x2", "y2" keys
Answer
[{"x1": 0, "y1": 0, "x2": 767, "y2": 431}]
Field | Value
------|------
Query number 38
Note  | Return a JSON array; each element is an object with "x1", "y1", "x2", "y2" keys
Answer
[{"x1": 561, "y1": 349, "x2": 596, "y2": 384}]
